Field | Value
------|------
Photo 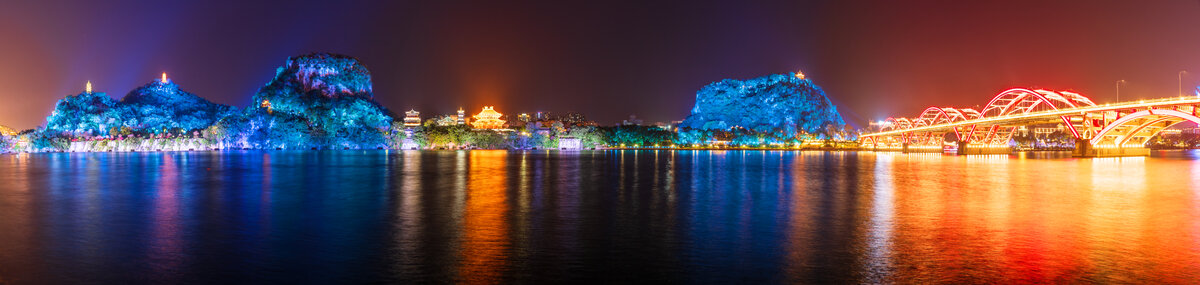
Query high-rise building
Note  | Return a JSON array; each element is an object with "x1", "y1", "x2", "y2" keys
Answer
[
  {"x1": 622, "y1": 114, "x2": 643, "y2": 126},
  {"x1": 518, "y1": 113, "x2": 531, "y2": 122}
]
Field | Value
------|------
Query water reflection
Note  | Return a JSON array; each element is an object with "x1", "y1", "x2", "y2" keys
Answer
[
  {"x1": 0, "y1": 150, "x2": 1199, "y2": 283},
  {"x1": 459, "y1": 150, "x2": 510, "y2": 283}
]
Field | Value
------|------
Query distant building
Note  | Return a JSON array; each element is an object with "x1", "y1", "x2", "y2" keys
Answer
[
  {"x1": 403, "y1": 109, "x2": 421, "y2": 128},
  {"x1": 261, "y1": 100, "x2": 273, "y2": 114},
  {"x1": 1183, "y1": 126, "x2": 1200, "y2": 135},
  {"x1": 558, "y1": 137, "x2": 582, "y2": 150},
  {"x1": 457, "y1": 107, "x2": 467, "y2": 125},
  {"x1": 654, "y1": 121, "x2": 682, "y2": 131},
  {"x1": 433, "y1": 115, "x2": 458, "y2": 126},
  {"x1": 562, "y1": 112, "x2": 586, "y2": 124},
  {"x1": 0, "y1": 124, "x2": 16, "y2": 136},
  {"x1": 401, "y1": 131, "x2": 420, "y2": 149},
  {"x1": 518, "y1": 113, "x2": 531, "y2": 122},
  {"x1": 622, "y1": 114, "x2": 643, "y2": 126},
  {"x1": 471, "y1": 106, "x2": 507, "y2": 129},
  {"x1": 1031, "y1": 125, "x2": 1064, "y2": 135},
  {"x1": 867, "y1": 120, "x2": 893, "y2": 132}
]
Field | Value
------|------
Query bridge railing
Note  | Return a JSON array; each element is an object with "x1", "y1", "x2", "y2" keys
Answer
[{"x1": 862, "y1": 96, "x2": 1200, "y2": 138}]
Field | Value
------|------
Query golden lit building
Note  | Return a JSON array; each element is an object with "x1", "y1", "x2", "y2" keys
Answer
[
  {"x1": 404, "y1": 109, "x2": 421, "y2": 128},
  {"x1": 470, "y1": 106, "x2": 506, "y2": 129},
  {"x1": 0, "y1": 124, "x2": 16, "y2": 136}
]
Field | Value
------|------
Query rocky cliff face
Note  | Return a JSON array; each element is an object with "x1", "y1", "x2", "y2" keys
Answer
[
  {"x1": 679, "y1": 73, "x2": 845, "y2": 134},
  {"x1": 220, "y1": 53, "x2": 394, "y2": 149}
]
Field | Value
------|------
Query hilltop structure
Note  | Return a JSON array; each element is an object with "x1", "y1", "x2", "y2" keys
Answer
[{"x1": 118, "y1": 73, "x2": 235, "y2": 131}]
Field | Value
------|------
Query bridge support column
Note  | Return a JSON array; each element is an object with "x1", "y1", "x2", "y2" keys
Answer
[
  {"x1": 1071, "y1": 138, "x2": 1092, "y2": 157},
  {"x1": 1072, "y1": 138, "x2": 1150, "y2": 157}
]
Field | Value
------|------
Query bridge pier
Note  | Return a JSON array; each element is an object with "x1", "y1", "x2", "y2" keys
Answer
[{"x1": 1072, "y1": 138, "x2": 1150, "y2": 157}]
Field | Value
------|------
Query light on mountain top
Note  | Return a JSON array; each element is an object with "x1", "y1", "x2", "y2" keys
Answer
[
  {"x1": 795, "y1": 70, "x2": 805, "y2": 80},
  {"x1": 162, "y1": 72, "x2": 169, "y2": 83},
  {"x1": 86, "y1": 81, "x2": 92, "y2": 93}
]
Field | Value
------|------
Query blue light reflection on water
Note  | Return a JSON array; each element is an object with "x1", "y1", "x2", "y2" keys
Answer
[{"x1": 0, "y1": 150, "x2": 1199, "y2": 283}]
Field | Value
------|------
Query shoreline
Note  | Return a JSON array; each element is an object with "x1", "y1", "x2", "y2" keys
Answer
[{"x1": 5, "y1": 148, "x2": 1197, "y2": 155}]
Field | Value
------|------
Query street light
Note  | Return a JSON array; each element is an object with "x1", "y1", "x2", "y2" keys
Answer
[
  {"x1": 1116, "y1": 80, "x2": 1126, "y2": 102},
  {"x1": 1179, "y1": 70, "x2": 1188, "y2": 97}
]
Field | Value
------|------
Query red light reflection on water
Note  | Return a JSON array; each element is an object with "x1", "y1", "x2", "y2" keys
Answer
[
  {"x1": 862, "y1": 153, "x2": 1200, "y2": 283},
  {"x1": 458, "y1": 150, "x2": 510, "y2": 283}
]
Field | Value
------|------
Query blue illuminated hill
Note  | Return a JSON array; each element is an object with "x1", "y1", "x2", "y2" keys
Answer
[
  {"x1": 215, "y1": 53, "x2": 395, "y2": 149},
  {"x1": 679, "y1": 73, "x2": 845, "y2": 135},
  {"x1": 119, "y1": 79, "x2": 236, "y2": 131},
  {"x1": 41, "y1": 79, "x2": 234, "y2": 136},
  {"x1": 43, "y1": 88, "x2": 123, "y2": 135}
]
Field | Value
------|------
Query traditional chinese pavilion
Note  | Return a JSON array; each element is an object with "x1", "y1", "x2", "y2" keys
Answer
[
  {"x1": 470, "y1": 106, "x2": 506, "y2": 129},
  {"x1": 404, "y1": 109, "x2": 421, "y2": 128}
]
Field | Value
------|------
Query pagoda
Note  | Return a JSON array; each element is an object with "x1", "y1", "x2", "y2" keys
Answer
[
  {"x1": 456, "y1": 107, "x2": 467, "y2": 125},
  {"x1": 470, "y1": 106, "x2": 506, "y2": 129},
  {"x1": 404, "y1": 109, "x2": 421, "y2": 128}
]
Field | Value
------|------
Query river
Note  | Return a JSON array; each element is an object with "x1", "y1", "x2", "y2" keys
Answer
[{"x1": 0, "y1": 150, "x2": 1198, "y2": 283}]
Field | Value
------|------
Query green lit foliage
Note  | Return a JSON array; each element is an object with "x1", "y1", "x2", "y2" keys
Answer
[
  {"x1": 564, "y1": 126, "x2": 608, "y2": 148},
  {"x1": 470, "y1": 131, "x2": 507, "y2": 149},
  {"x1": 29, "y1": 132, "x2": 69, "y2": 151},
  {"x1": 599, "y1": 125, "x2": 674, "y2": 146}
]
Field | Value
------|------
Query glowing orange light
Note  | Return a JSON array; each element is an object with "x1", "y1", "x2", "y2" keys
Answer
[
  {"x1": 162, "y1": 72, "x2": 168, "y2": 83},
  {"x1": 795, "y1": 70, "x2": 806, "y2": 80}
]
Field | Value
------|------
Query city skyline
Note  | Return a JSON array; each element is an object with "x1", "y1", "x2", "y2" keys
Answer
[{"x1": 2, "y1": 1, "x2": 1199, "y2": 129}]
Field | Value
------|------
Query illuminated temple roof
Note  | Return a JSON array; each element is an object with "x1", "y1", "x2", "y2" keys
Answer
[
  {"x1": 404, "y1": 109, "x2": 421, "y2": 127},
  {"x1": 0, "y1": 124, "x2": 17, "y2": 136},
  {"x1": 470, "y1": 106, "x2": 506, "y2": 129}
]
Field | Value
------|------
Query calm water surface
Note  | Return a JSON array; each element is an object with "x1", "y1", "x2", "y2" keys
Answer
[{"x1": 1, "y1": 150, "x2": 1200, "y2": 284}]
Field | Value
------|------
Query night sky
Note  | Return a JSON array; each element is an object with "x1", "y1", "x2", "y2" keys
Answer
[{"x1": 2, "y1": 0, "x2": 1199, "y2": 129}]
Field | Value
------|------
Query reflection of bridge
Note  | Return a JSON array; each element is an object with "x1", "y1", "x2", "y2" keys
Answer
[{"x1": 860, "y1": 88, "x2": 1200, "y2": 157}]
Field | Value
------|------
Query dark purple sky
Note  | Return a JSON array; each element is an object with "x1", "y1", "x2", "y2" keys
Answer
[{"x1": 1, "y1": 0, "x2": 1199, "y2": 129}]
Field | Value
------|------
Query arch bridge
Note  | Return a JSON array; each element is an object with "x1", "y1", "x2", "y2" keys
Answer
[{"x1": 859, "y1": 88, "x2": 1200, "y2": 157}]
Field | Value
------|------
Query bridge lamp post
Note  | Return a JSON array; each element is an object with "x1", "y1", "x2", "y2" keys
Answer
[
  {"x1": 1116, "y1": 80, "x2": 1126, "y2": 102},
  {"x1": 1179, "y1": 70, "x2": 1188, "y2": 97}
]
